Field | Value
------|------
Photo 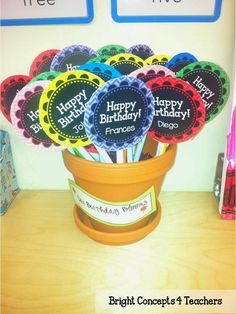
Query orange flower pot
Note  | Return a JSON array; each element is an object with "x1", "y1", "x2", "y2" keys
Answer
[
  {"x1": 63, "y1": 141, "x2": 177, "y2": 244},
  {"x1": 73, "y1": 202, "x2": 161, "y2": 245}
]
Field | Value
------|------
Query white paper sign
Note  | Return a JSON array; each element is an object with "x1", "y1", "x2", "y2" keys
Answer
[
  {"x1": 112, "y1": 0, "x2": 222, "y2": 23},
  {"x1": 1, "y1": 0, "x2": 93, "y2": 25},
  {"x1": 69, "y1": 179, "x2": 157, "y2": 226}
]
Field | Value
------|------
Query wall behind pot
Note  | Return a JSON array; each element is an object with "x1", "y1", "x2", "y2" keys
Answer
[{"x1": 0, "y1": 0, "x2": 235, "y2": 191}]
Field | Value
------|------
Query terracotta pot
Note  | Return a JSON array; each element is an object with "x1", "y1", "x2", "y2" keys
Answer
[
  {"x1": 73, "y1": 202, "x2": 162, "y2": 245},
  {"x1": 62, "y1": 141, "x2": 177, "y2": 242}
]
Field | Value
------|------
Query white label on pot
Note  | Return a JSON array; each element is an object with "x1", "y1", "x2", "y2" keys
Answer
[{"x1": 69, "y1": 179, "x2": 157, "y2": 226}]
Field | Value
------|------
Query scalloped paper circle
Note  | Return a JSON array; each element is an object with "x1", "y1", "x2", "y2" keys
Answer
[
  {"x1": 30, "y1": 71, "x2": 61, "y2": 83},
  {"x1": 97, "y1": 44, "x2": 128, "y2": 56},
  {"x1": 84, "y1": 76, "x2": 155, "y2": 151},
  {"x1": 165, "y1": 52, "x2": 198, "y2": 73},
  {"x1": 129, "y1": 65, "x2": 175, "y2": 83},
  {"x1": 146, "y1": 76, "x2": 206, "y2": 144},
  {"x1": 11, "y1": 80, "x2": 64, "y2": 151},
  {"x1": 29, "y1": 49, "x2": 60, "y2": 77},
  {"x1": 128, "y1": 44, "x2": 155, "y2": 60},
  {"x1": 77, "y1": 63, "x2": 121, "y2": 82},
  {"x1": 87, "y1": 55, "x2": 111, "y2": 64},
  {"x1": 50, "y1": 45, "x2": 98, "y2": 72},
  {"x1": 1, "y1": 74, "x2": 32, "y2": 123},
  {"x1": 145, "y1": 54, "x2": 172, "y2": 66},
  {"x1": 39, "y1": 71, "x2": 105, "y2": 147},
  {"x1": 105, "y1": 53, "x2": 145, "y2": 75},
  {"x1": 176, "y1": 61, "x2": 230, "y2": 122}
]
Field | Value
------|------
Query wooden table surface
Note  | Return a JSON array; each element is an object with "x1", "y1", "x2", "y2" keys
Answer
[{"x1": 1, "y1": 191, "x2": 235, "y2": 314}]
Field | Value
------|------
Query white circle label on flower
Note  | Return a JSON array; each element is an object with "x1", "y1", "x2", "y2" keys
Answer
[{"x1": 84, "y1": 76, "x2": 155, "y2": 151}]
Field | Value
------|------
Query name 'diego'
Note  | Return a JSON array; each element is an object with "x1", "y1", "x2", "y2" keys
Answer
[
  {"x1": 154, "y1": 97, "x2": 190, "y2": 120},
  {"x1": 99, "y1": 100, "x2": 141, "y2": 124},
  {"x1": 55, "y1": 90, "x2": 87, "y2": 128}
]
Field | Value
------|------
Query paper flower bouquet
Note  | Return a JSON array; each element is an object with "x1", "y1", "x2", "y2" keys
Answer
[{"x1": 1, "y1": 43, "x2": 230, "y2": 244}]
